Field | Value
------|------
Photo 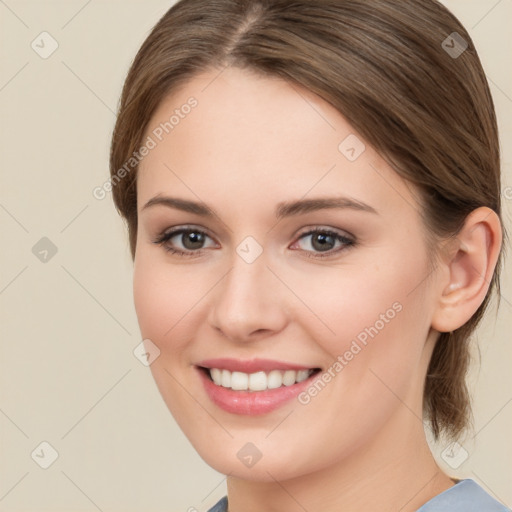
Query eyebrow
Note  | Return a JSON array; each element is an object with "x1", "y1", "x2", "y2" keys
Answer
[{"x1": 141, "y1": 195, "x2": 378, "y2": 219}]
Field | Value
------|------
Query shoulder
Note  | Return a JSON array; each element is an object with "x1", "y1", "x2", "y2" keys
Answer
[
  {"x1": 417, "y1": 479, "x2": 510, "y2": 511},
  {"x1": 205, "y1": 481, "x2": 510, "y2": 512},
  {"x1": 207, "y1": 496, "x2": 228, "y2": 512}
]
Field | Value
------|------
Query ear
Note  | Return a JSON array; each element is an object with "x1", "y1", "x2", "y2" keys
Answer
[{"x1": 431, "y1": 207, "x2": 502, "y2": 333}]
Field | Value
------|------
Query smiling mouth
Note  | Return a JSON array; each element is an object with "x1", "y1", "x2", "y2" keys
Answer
[{"x1": 198, "y1": 367, "x2": 322, "y2": 392}]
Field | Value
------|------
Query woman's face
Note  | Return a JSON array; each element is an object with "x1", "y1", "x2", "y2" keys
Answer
[{"x1": 133, "y1": 66, "x2": 443, "y2": 481}]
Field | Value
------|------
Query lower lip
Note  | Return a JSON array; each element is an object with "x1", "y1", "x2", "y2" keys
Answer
[{"x1": 197, "y1": 367, "x2": 318, "y2": 415}]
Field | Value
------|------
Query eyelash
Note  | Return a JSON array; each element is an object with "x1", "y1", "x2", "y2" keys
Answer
[{"x1": 152, "y1": 226, "x2": 356, "y2": 259}]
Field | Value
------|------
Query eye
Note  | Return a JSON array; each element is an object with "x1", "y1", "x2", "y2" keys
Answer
[
  {"x1": 152, "y1": 227, "x2": 217, "y2": 257},
  {"x1": 290, "y1": 228, "x2": 355, "y2": 258},
  {"x1": 152, "y1": 225, "x2": 355, "y2": 259}
]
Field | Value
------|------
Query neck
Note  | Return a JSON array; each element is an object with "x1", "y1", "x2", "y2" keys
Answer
[{"x1": 226, "y1": 417, "x2": 454, "y2": 512}]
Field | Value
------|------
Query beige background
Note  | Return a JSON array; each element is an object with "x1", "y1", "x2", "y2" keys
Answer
[{"x1": 0, "y1": 1, "x2": 511, "y2": 511}]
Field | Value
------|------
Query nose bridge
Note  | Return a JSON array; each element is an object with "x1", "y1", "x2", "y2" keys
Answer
[{"x1": 208, "y1": 245, "x2": 286, "y2": 341}]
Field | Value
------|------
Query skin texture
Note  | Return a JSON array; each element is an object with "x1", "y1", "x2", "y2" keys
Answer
[{"x1": 133, "y1": 67, "x2": 501, "y2": 512}]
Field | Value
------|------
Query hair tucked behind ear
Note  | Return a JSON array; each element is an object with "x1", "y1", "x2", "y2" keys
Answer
[{"x1": 109, "y1": 0, "x2": 505, "y2": 440}]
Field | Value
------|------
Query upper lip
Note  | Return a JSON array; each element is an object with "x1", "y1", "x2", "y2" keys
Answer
[{"x1": 196, "y1": 358, "x2": 317, "y2": 373}]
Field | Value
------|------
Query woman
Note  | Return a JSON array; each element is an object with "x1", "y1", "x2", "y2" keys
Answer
[{"x1": 109, "y1": 1, "x2": 508, "y2": 510}]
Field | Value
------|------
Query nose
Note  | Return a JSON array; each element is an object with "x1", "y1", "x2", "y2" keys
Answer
[{"x1": 207, "y1": 250, "x2": 288, "y2": 343}]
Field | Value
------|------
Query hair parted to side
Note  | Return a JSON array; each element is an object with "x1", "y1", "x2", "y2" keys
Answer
[{"x1": 110, "y1": 0, "x2": 504, "y2": 441}]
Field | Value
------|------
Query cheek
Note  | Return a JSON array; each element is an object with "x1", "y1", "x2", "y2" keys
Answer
[
  {"x1": 268, "y1": 258, "x2": 433, "y2": 468},
  {"x1": 132, "y1": 253, "x2": 208, "y2": 425},
  {"x1": 133, "y1": 260, "x2": 170, "y2": 341},
  {"x1": 285, "y1": 253, "x2": 430, "y2": 348},
  {"x1": 284, "y1": 250, "x2": 433, "y2": 412},
  {"x1": 133, "y1": 253, "x2": 203, "y2": 348}
]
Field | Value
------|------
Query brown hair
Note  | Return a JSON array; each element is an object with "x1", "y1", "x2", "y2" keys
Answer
[{"x1": 109, "y1": 0, "x2": 504, "y2": 440}]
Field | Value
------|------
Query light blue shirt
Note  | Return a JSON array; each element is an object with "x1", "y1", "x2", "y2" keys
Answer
[{"x1": 207, "y1": 479, "x2": 510, "y2": 511}]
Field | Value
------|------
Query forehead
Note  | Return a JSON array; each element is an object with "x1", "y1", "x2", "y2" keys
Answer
[{"x1": 137, "y1": 66, "x2": 419, "y2": 221}]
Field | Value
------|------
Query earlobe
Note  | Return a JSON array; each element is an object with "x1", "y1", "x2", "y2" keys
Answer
[{"x1": 432, "y1": 207, "x2": 502, "y2": 333}]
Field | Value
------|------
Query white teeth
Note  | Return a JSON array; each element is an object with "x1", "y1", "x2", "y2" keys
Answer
[
  {"x1": 221, "y1": 369, "x2": 231, "y2": 388},
  {"x1": 231, "y1": 371, "x2": 248, "y2": 391},
  {"x1": 267, "y1": 370, "x2": 283, "y2": 389},
  {"x1": 282, "y1": 370, "x2": 296, "y2": 386},
  {"x1": 210, "y1": 368, "x2": 222, "y2": 386},
  {"x1": 296, "y1": 369, "x2": 310, "y2": 382},
  {"x1": 207, "y1": 368, "x2": 315, "y2": 391},
  {"x1": 248, "y1": 371, "x2": 267, "y2": 391}
]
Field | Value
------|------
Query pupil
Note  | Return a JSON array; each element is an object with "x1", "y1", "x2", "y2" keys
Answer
[
  {"x1": 183, "y1": 231, "x2": 204, "y2": 249},
  {"x1": 312, "y1": 233, "x2": 334, "y2": 252}
]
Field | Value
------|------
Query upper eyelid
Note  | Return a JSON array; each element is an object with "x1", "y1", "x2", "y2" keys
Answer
[
  {"x1": 158, "y1": 224, "x2": 352, "y2": 237},
  {"x1": 158, "y1": 225, "x2": 215, "y2": 239},
  {"x1": 296, "y1": 226, "x2": 353, "y2": 238}
]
